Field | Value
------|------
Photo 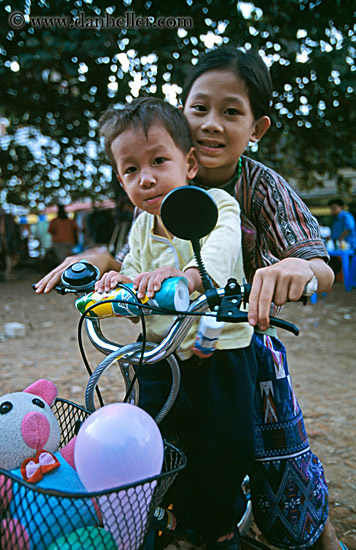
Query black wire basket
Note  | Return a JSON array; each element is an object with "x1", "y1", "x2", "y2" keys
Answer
[{"x1": 0, "y1": 398, "x2": 186, "y2": 550}]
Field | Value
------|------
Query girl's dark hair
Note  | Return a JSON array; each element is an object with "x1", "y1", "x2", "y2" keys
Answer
[
  {"x1": 181, "y1": 46, "x2": 273, "y2": 120},
  {"x1": 99, "y1": 97, "x2": 193, "y2": 171}
]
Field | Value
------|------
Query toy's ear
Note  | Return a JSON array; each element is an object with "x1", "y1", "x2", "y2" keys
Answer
[{"x1": 23, "y1": 379, "x2": 58, "y2": 407}]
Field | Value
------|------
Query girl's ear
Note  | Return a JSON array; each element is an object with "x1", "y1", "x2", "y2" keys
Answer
[
  {"x1": 186, "y1": 147, "x2": 199, "y2": 180},
  {"x1": 250, "y1": 116, "x2": 271, "y2": 143}
]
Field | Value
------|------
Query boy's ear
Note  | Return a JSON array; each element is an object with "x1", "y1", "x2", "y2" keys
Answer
[
  {"x1": 250, "y1": 116, "x2": 271, "y2": 143},
  {"x1": 186, "y1": 147, "x2": 199, "y2": 180},
  {"x1": 116, "y1": 173, "x2": 124, "y2": 188}
]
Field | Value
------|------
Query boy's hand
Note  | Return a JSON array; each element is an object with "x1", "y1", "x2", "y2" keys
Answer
[
  {"x1": 248, "y1": 258, "x2": 322, "y2": 331},
  {"x1": 95, "y1": 271, "x2": 133, "y2": 293},
  {"x1": 133, "y1": 267, "x2": 187, "y2": 299}
]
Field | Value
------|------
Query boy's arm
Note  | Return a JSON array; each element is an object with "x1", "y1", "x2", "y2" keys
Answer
[
  {"x1": 95, "y1": 216, "x2": 150, "y2": 294},
  {"x1": 95, "y1": 244, "x2": 142, "y2": 294}
]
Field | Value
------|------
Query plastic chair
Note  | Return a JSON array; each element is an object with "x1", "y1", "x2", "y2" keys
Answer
[
  {"x1": 349, "y1": 254, "x2": 356, "y2": 290},
  {"x1": 310, "y1": 252, "x2": 356, "y2": 303}
]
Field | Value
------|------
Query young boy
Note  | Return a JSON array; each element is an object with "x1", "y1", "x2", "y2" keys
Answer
[{"x1": 95, "y1": 97, "x2": 258, "y2": 549}]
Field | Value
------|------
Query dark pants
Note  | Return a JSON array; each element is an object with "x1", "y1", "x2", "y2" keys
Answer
[{"x1": 137, "y1": 345, "x2": 258, "y2": 539}]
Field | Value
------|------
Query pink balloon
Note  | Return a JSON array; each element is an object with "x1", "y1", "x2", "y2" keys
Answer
[
  {"x1": 74, "y1": 403, "x2": 164, "y2": 492},
  {"x1": 98, "y1": 484, "x2": 155, "y2": 550}
]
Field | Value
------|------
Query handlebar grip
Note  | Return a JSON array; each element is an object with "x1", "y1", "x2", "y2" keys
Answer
[
  {"x1": 76, "y1": 285, "x2": 150, "y2": 318},
  {"x1": 269, "y1": 316, "x2": 299, "y2": 336},
  {"x1": 75, "y1": 277, "x2": 190, "y2": 318},
  {"x1": 217, "y1": 309, "x2": 299, "y2": 335}
]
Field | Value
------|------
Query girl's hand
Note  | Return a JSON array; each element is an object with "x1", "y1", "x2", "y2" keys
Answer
[
  {"x1": 95, "y1": 271, "x2": 133, "y2": 293},
  {"x1": 34, "y1": 247, "x2": 120, "y2": 294},
  {"x1": 248, "y1": 257, "x2": 334, "y2": 331}
]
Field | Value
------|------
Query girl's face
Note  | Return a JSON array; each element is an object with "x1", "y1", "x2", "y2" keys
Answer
[{"x1": 183, "y1": 69, "x2": 270, "y2": 185}]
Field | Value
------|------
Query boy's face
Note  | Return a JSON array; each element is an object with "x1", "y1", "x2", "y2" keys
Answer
[{"x1": 112, "y1": 123, "x2": 198, "y2": 216}]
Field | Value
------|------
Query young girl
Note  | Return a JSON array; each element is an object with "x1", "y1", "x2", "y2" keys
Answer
[
  {"x1": 180, "y1": 47, "x2": 339, "y2": 550},
  {"x1": 35, "y1": 46, "x2": 341, "y2": 550}
]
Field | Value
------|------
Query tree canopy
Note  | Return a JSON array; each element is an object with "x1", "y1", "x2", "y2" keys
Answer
[{"x1": 0, "y1": 0, "x2": 355, "y2": 208}]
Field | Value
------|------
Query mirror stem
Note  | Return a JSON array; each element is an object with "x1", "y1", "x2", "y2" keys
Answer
[{"x1": 192, "y1": 239, "x2": 214, "y2": 291}]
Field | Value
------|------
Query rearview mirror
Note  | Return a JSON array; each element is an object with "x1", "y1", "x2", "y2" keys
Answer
[{"x1": 161, "y1": 186, "x2": 218, "y2": 291}]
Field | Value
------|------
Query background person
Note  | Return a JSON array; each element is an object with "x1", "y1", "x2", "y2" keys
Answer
[
  {"x1": 328, "y1": 198, "x2": 356, "y2": 250},
  {"x1": 48, "y1": 204, "x2": 79, "y2": 263},
  {"x1": 327, "y1": 199, "x2": 356, "y2": 278}
]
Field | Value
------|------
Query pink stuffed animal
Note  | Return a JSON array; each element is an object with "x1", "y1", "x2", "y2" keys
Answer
[{"x1": 0, "y1": 379, "x2": 100, "y2": 550}]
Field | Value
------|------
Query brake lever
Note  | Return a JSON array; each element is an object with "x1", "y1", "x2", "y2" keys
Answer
[
  {"x1": 32, "y1": 282, "x2": 92, "y2": 295},
  {"x1": 216, "y1": 278, "x2": 300, "y2": 335},
  {"x1": 54, "y1": 284, "x2": 78, "y2": 295},
  {"x1": 267, "y1": 316, "x2": 299, "y2": 335},
  {"x1": 216, "y1": 308, "x2": 299, "y2": 336},
  {"x1": 53, "y1": 284, "x2": 96, "y2": 295}
]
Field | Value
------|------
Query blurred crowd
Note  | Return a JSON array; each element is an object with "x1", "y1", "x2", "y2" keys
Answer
[
  {"x1": 0, "y1": 194, "x2": 134, "y2": 279},
  {"x1": 1, "y1": 196, "x2": 355, "y2": 281}
]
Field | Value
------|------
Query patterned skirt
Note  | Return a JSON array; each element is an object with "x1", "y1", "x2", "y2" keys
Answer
[{"x1": 251, "y1": 333, "x2": 328, "y2": 549}]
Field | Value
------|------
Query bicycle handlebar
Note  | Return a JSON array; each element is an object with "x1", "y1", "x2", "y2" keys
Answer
[
  {"x1": 50, "y1": 265, "x2": 317, "y2": 414},
  {"x1": 78, "y1": 280, "x2": 305, "y2": 413},
  {"x1": 56, "y1": 274, "x2": 319, "y2": 361},
  {"x1": 83, "y1": 282, "x2": 302, "y2": 361}
]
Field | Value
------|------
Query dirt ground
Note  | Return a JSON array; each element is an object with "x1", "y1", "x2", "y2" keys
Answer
[{"x1": 0, "y1": 266, "x2": 355, "y2": 549}]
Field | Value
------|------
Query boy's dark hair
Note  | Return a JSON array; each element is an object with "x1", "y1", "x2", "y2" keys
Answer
[
  {"x1": 181, "y1": 45, "x2": 273, "y2": 120},
  {"x1": 99, "y1": 97, "x2": 193, "y2": 172},
  {"x1": 328, "y1": 198, "x2": 344, "y2": 207}
]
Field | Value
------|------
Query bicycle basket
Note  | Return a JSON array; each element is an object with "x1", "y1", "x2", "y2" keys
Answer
[{"x1": 0, "y1": 398, "x2": 186, "y2": 550}]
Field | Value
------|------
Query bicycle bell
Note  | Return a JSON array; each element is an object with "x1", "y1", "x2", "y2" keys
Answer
[{"x1": 61, "y1": 261, "x2": 100, "y2": 291}]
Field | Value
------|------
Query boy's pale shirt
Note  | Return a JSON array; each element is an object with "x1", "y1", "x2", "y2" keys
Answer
[{"x1": 121, "y1": 187, "x2": 253, "y2": 360}]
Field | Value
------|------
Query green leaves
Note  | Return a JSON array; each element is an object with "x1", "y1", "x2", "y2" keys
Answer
[{"x1": 0, "y1": 0, "x2": 354, "y2": 207}]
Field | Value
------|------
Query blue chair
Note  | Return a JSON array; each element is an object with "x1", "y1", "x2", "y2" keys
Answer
[
  {"x1": 349, "y1": 254, "x2": 356, "y2": 290},
  {"x1": 311, "y1": 251, "x2": 356, "y2": 303}
]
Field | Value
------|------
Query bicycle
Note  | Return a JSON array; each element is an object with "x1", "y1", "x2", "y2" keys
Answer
[{"x1": 50, "y1": 187, "x2": 317, "y2": 550}]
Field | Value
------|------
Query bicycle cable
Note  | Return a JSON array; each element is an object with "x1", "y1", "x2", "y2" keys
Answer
[
  {"x1": 77, "y1": 284, "x2": 148, "y2": 407},
  {"x1": 77, "y1": 289, "x2": 228, "y2": 409}
]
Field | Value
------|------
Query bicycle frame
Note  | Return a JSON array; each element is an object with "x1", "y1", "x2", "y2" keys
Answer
[
  {"x1": 53, "y1": 264, "x2": 311, "y2": 550},
  {"x1": 74, "y1": 280, "x2": 302, "y2": 550}
]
